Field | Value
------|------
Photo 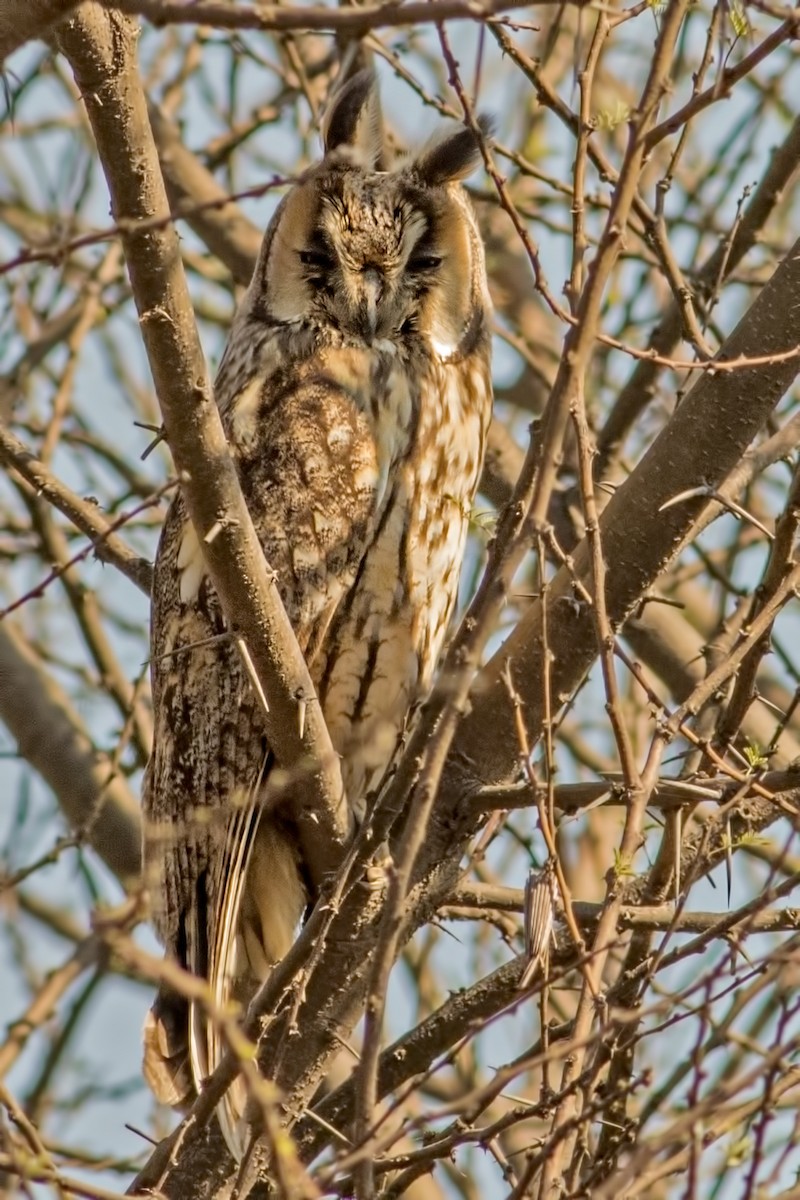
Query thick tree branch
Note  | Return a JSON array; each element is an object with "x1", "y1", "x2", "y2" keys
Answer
[
  {"x1": 304, "y1": 957, "x2": 525, "y2": 1159},
  {"x1": 440, "y1": 235, "x2": 800, "y2": 814},
  {"x1": 56, "y1": 4, "x2": 349, "y2": 892},
  {"x1": 0, "y1": 0, "x2": 75, "y2": 64}
]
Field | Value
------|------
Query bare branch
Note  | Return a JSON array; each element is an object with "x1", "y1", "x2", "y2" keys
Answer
[
  {"x1": 0, "y1": 621, "x2": 141, "y2": 887},
  {"x1": 0, "y1": 0, "x2": 76, "y2": 64},
  {"x1": 104, "y1": 0, "x2": 578, "y2": 37},
  {"x1": 0, "y1": 422, "x2": 153, "y2": 594}
]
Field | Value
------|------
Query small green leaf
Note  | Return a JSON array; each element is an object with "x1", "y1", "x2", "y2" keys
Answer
[
  {"x1": 726, "y1": 1133, "x2": 751, "y2": 1167},
  {"x1": 469, "y1": 506, "x2": 497, "y2": 534},
  {"x1": 733, "y1": 832, "x2": 770, "y2": 850},
  {"x1": 730, "y1": 0, "x2": 750, "y2": 38},
  {"x1": 594, "y1": 100, "x2": 632, "y2": 131},
  {"x1": 743, "y1": 741, "x2": 769, "y2": 769}
]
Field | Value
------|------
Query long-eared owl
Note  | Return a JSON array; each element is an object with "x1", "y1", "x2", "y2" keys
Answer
[{"x1": 142, "y1": 69, "x2": 493, "y2": 1157}]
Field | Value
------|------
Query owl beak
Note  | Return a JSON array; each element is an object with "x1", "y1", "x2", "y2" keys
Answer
[{"x1": 356, "y1": 267, "x2": 383, "y2": 341}]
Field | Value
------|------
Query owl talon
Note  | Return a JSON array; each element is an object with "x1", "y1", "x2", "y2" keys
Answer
[{"x1": 364, "y1": 856, "x2": 393, "y2": 892}]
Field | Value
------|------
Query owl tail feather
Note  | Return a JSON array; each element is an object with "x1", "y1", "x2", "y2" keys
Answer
[{"x1": 189, "y1": 795, "x2": 307, "y2": 1163}]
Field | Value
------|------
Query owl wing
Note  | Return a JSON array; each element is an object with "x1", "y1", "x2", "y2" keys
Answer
[
  {"x1": 143, "y1": 490, "x2": 271, "y2": 1107},
  {"x1": 142, "y1": 356, "x2": 405, "y2": 1136}
]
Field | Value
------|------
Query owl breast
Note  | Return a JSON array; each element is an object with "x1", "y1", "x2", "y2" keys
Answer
[
  {"x1": 218, "y1": 310, "x2": 491, "y2": 807},
  {"x1": 314, "y1": 350, "x2": 492, "y2": 806}
]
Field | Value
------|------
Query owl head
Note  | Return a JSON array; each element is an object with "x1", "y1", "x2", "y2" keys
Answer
[{"x1": 245, "y1": 71, "x2": 491, "y2": 359}]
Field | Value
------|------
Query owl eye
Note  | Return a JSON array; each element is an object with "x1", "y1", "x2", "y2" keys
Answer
[
  {"x1": 408, "y1": 254, "x2": 442, "y2": 272},
  {"x1": 299, "y1": 248, "x2": 335, "y2": 272}
]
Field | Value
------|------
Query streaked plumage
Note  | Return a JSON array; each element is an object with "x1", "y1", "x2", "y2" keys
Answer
[{"x1": 142, "y1": 70, "x2": 493, "y2": 1157}]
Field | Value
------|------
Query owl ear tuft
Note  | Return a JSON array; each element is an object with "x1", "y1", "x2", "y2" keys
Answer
[
  {"x1": 412, "y1": 115, "x2": 493, "y2": 185},
  {"x1": 322, "y1": 68, "x2": 382, "y2": 168}
]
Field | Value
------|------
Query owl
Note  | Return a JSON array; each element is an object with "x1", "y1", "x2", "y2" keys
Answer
[{"x1": 142, "y1": 69, "x2": 493, "y2": 1158}]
